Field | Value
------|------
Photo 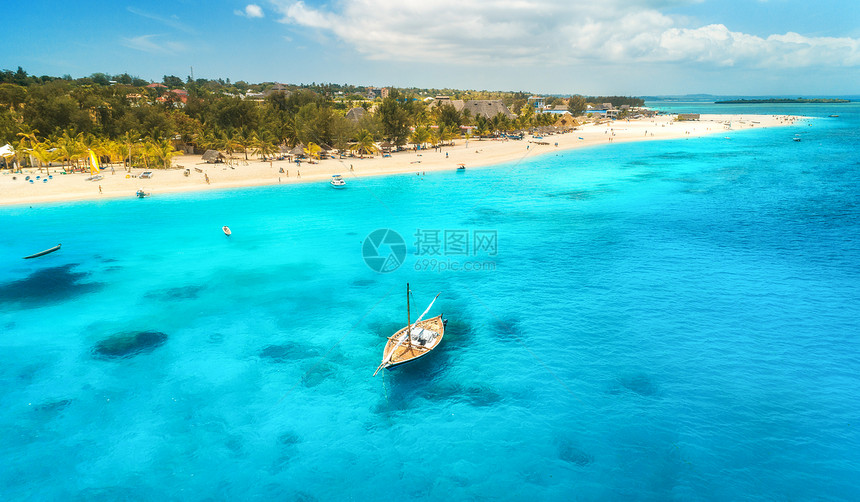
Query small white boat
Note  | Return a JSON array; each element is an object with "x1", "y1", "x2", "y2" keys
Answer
[
  {"x1": 793, "y1": 135, "x2": 801, "y2": 142},
  {"x1": 330, "y1": 174, "x2": 346, "y2": 188},
  {"x1": 222, "y1": 226, "x2": 231, "y2": 236}
]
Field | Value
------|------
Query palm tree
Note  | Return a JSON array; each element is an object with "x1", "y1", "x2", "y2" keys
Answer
[
  {"x1": 120, "y1": 130, "x2": 141, "y2": 170},
  {"x1": 235, "y1": 127, "x2": 254, "y2": 161},
  {"x1": 304, "y1": 142, "x2": 322, "y2": 161},
  {"x1": 224, "y1": 130, "x2": 242, "y2": 165},
  {"x1": 410, "y1": 126, "x2": 431, "y2": 150},
  {"x1": 55, "y1": 131, "x2": 85, "y2": 171},
  {"x1": 438, "y1": 125, "x2": 456, "y2": 146},
  {"x1": 150, "y1": 138, "x2": 182, "y2": 168},
  {"x1": 29, "y1": 141, "x2": 57, "y2": 172},
  {"x1": 16, "y1": 125, "x2": 40, "y2": 169},
  {"x1": 349, "y1": 129, "x2": 378, "y2": 158},
  {"x1": 475, "y1": 118, "x2": 491, "y2": 139},
  {"x1": 257, "y1": 136, "x2": 279, "y2": 161}
]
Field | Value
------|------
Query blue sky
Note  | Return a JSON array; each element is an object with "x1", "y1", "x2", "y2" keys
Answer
[{"x1": 2, "y1": 0, "x2": 858, "y2": 95}]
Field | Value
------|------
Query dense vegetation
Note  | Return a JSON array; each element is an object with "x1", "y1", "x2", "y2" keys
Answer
[{"x1": 0, "y1": 67, "x2": 642, "y2": 169}]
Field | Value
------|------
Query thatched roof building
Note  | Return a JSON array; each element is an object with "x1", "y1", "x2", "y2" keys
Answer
[
  {"x1": 345, "y1": 107, "x2": 367, "y2": 123},
  {"x1": 554, "y1": 112, "x2": 578, "y2": 128},
  {"x1": 463, "y1": 100, "x2": 515, "y2": 119},
  {"x1": 202, "y1": 150, "x2": 226, "y2": 163}
]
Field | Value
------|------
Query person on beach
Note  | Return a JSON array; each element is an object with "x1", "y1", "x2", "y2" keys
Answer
[{"x1": 98, "y1": 185, "x2": 102, "y2": 194}]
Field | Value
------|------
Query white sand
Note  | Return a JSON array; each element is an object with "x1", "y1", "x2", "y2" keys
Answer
[{"x1": 0, "y1": 113, "x2": 804, "y2": 206}]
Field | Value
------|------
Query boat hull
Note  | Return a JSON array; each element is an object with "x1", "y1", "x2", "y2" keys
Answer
[
  {"x1": 23, "y1": 244, "x2": 61, "y2": 259},
  {"x1": 379, "y1": 315, "x2": 446, "y2": 371}
]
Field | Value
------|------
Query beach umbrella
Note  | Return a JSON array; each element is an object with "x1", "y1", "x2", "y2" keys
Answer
[{"x1": 289, "y1": 144, "x2": 306, "y2": 156}]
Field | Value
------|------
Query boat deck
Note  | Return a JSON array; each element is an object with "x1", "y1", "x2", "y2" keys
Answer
[{"x1": 384, "y1": 315, "x2": 445, "y2": 367}]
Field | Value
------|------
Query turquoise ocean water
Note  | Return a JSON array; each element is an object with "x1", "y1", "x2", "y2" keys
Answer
[{"x1": 2, "y1": 102, "x2": 859, "y2": 500}]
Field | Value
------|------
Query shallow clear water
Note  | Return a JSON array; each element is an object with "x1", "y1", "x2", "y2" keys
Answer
[{"x1": 2, "y1": 103, "x2": 859, "y2": 500}]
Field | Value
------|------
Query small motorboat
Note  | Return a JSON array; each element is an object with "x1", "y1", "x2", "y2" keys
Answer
[
  {"x1": 457, "y1": 164, "x2": 466, "y2": 171},
  {"x1": 23, "y1": 244, "x2": 61, "y2": 259},
  {"x1": 222, "y1": 226, "x2": 232, "y2": 236},
  {"x1": 136, "y1": 189, "x2": 150, "y2": 198},
  {"x1": 793, "y1": 135, "x2": 801, "y2": 142},
  {"x1": 330, "y1": 174, "x2": 346, "y2": 188}
]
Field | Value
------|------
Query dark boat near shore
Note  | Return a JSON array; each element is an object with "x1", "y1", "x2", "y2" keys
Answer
[{"x1": 23, "y1": 244, "x2": 61, "y2": 259}]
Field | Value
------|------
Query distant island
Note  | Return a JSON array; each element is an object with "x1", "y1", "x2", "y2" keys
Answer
[{"x1": 714, "y1": 98, "x2": 850, "y2": 104}]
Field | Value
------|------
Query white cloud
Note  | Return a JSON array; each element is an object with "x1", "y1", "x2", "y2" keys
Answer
[
  {"x1": 127, "y1": 7, "x2": 195, "y2": 34},
  {"x1": 269, "y1": 0, "x2": 860, "y2": 69},
  {"x1": 121, "y1": 34, "x2": 187, "y2": 54},
  {"x1": 236, "y1": 4, "x2": 265, "y2": 18}
]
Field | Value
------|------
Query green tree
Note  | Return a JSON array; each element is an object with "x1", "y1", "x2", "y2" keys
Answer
[
  {"x1": 350, "y1": 129, "x2": 378, "y2": 158},
  {"x1": 377, "y1": 90, "x2": 411, "y2": 146},
  {"x1": 410, "y1": 126, "x2": 431, "y2": 149},
  {"x1": 0, "y1": 83, "x2": 26, "y2": 109},
  {"x1": 567, "y1": 95, "x2": 587, "y2": 116}
]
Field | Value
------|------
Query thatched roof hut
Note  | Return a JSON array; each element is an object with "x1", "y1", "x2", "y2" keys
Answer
[
  {"x1": 462, "y1": 100, "x2": 515, "y2": 119},
  {"x1": 202, "y1": 150, "x2": 226, "y2": 163},
  {"x1": 554, "y1": 112, "x2": 578, "y2": 128},
  {"x1": 345, "y1": 107, "x2": 367, "y2": 123},
  {"x1": 289, "y1": 144, "x2": 306, "y2": 156}
]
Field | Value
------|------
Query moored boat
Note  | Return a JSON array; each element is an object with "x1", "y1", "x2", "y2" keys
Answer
[
  {"x1": 136, "y1": 189, "x2": 150, "y2": 198},
  {"x1": 330, "y1": 174, "x2": 346, "y2": 188},
  {"x1": 222, "y1": 226, "x2": 231, "y2": 236},
  {"x1": 373, "y1": 284, "x2": 445, "y2": 375}
]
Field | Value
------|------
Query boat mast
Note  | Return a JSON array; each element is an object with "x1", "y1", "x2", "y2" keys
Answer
[{"x1": 406, "y1": 283, "x2": 411, "y2": 346}]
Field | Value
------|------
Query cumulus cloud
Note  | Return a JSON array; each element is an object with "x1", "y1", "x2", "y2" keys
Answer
[
  {"x1": 269, "y1": 0, "x2": 859, "y2": 68},
  {"x1": 236, "y1": 4, "x2": 265, "y2": 18}
]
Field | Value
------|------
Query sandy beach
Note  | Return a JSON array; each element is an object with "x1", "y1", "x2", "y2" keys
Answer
[{"x1": 0, "y1": 113, "x2": 803, "y2": 207}]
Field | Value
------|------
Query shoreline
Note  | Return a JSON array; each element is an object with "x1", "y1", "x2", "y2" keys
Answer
[{"x1": 0, "y1": 113, "x2": 805, "y2": 207}]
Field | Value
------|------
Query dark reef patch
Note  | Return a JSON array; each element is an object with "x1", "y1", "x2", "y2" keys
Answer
[
  {"x1": 427, "y1": 382, "x2": 502, "y2": 407},
  {"x1": 92, "y1": 331, "x2": 168, "y2": 359},
  {"x1": 490, "y1": 317, "x2": 522, "y2": 343},
  {"x1": 558, "y1": 441, "x2": 594, "y2": 466},
  {"x1": 33, "y1": 399, "x2": 73, "y2": 414},
  {"x1": 615, "y1": 373, "x2": 658, "y2": 397},
  {"x1": 260, "y1": 342, "x2": 320, "y2": 362},
  {"x1": 0, "y1": 264, "x2": 102, "y2": 307},
  {"x1": 278, "y1": 431, "x2": 301, "y2": 446},
  {"x1": 301, "y1": 361, "x2": 336, "y2": 388},
  {"x1": 144, "y1": 285, "x2": 204, "y2": 301},
  {"x1": 350, "y1": 279, "x2": 376, "y2": 287}
]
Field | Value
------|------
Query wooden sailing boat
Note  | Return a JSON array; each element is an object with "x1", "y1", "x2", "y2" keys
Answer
[{"x1": 373, "y1": 283, "x2": 445, "y2": 376}]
